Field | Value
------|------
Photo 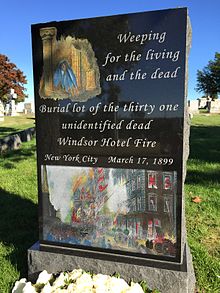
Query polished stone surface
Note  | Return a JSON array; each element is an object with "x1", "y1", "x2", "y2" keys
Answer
[{"x1": 28, "y1": 242, "x2": 196, "y2": 293}]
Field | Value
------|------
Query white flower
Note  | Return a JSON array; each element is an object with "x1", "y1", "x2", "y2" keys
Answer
[
  {"x1": 107, "y1": 276, "x2": 130, "y2": 293},
  {"x1": 93, "y1": 274, "x2": 111, "y2": 293},
  {"x1": 22, "y1": 282, "x2": 36, "y2": 293},
  {"x1": 41, "y1": 282, "x2": 52, "y2": 293},
  {"x1": 36, "y1": 270, "x2": 53, "y2": 285},
  {"x1": 93, "y1": 273, "x2": 110, "y2": 285},
  {"x1": 67, "y1": 283, "x2": 77, "y2": 292},
  {"x1": 51, "y1": 272, "x2": 68, "y2": 290},
  {"x1": 74, "y1": 272, "x2": 94, "y2": 292},
  {"x1": 12, "y1": 269, "x2": 147, "y2": 293},
  {"x1": 52, "y1": 289, "x2": 68, "y2": 293},
  {"x1": 68, "y1": 269, "x2": 83, "y2": 281},
  {"x1": 125, "y1": 282, "x2": 144, "y2": 293},
  {"x1": 12, "y1": 278, "x2": 27, "y2": 293},
  {"x1": 75, "y1": 272, "x2": 93, "y2": 286}
]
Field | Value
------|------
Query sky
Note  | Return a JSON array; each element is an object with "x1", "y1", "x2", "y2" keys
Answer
[{"x1": 0, "y1": 0, "x2": 219, "y2": 106}]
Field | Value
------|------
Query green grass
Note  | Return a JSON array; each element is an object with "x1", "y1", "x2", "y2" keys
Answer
[
  {"x1": 0, "y1": 139, "x2": 38, "y2": 293},
  {"x1": 185, "y1": 114, "x2": 220, "y2": 292},
  {"x1": 0, "y1": 115, "x2": 35, "y2": 139},
  {"x1": 0, "y1": 114, "x2": 220, "y2": 292}
]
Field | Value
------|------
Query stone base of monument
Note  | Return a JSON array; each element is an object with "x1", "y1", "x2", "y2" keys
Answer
[{"x1": 28, "y1": 242, "x2": 196, "y2": 293}]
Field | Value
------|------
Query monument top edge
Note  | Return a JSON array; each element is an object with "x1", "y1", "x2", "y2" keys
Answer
[{"x1": 31, "y1": 7, "x2": 188, "y2": 28}]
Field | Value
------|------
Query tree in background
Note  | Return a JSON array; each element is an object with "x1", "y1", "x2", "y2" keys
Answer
[
  {"x1": 0, "y1": 54, "x2": 27, "y2": 103},
  {"x1": 196, "y1": 52, "x2": 220, "y2": 100}
]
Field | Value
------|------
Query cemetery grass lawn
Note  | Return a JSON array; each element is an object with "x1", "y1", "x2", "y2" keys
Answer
[
  {"x1": 0, "y1": 139, "x2": 38, "y2": 293},
  {"x1": 0, "y1": 114, "x2": 219, "y2": 292},
  {"x1": 0, "y1": 115, "x2": 35, "y2": 139},
  {"x1": 185, "y1": 114, "x2": 220, "y2": 292}
]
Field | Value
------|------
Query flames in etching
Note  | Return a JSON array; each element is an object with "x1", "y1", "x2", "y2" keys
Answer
[{"x1": 39, "y1": 27, "x2": 101, "y2": 101}]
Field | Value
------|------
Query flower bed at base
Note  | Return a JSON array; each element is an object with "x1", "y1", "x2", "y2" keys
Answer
[{"x1": 12, "y1": 269, "x2": 160, "y2": 293}]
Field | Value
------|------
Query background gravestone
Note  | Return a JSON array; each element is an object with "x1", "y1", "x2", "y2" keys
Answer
[
  {"x1": 0, "y1": 100, "x2": 4, "y2": 121},
  {"x1": 29, "y1": 8, "x2": 195, "y2": 292}
]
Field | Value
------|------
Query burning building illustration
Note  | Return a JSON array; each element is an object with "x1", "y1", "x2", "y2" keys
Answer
[{"x1": 41, "y1": 165, "x2": 177, "y2": 257}]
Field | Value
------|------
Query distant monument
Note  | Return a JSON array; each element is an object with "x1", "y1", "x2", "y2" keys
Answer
[
  {"x1": 198, "y1": 96, "x2": 211, "y2": 109},
  {"x1": 188, "y1": 100, "x2": 199, "y2": 115},
  {"x1": 6, "y1": 88, "x2": 17, "y2": 116},
  {"x1": 0, "y1": 100, "x2": 4, "y2": 122},
  {"x1": 24, "y1": 102, "x2": 35, "y2": 114},
  {"x1": 208, "y1": 99, "x2": 220, "y2": 113}
]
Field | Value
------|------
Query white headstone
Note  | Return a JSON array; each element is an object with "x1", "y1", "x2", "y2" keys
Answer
[
  {"x1": 0, "y1": 100, "x2": 4, "y2": 122},
  {"x1": 208, "y1": 100, "x2": 220, "y2": 113},
  {"x1": 188, "y1": 100, "x2": 199, "y2": 114},
  {"x1": 7, "y1": 89, "x2": 18, "y2": 116}
]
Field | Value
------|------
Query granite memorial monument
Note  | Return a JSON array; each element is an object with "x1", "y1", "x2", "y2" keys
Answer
[{"x1": 29, "y1": 8, "x2": 195, "y2": 292}]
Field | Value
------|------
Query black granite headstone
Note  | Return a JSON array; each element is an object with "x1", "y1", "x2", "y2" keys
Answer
[{"x1": 32, "y1": 8, "x2": 190, "y2": 267}]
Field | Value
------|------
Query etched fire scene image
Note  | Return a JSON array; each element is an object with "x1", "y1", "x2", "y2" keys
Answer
[
  {"x1": 41, "y1": 165, "x2": 177, "y2": 258},
  {"x1": 39, "y1": 27, "x2": 101, "y2": 101}
]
